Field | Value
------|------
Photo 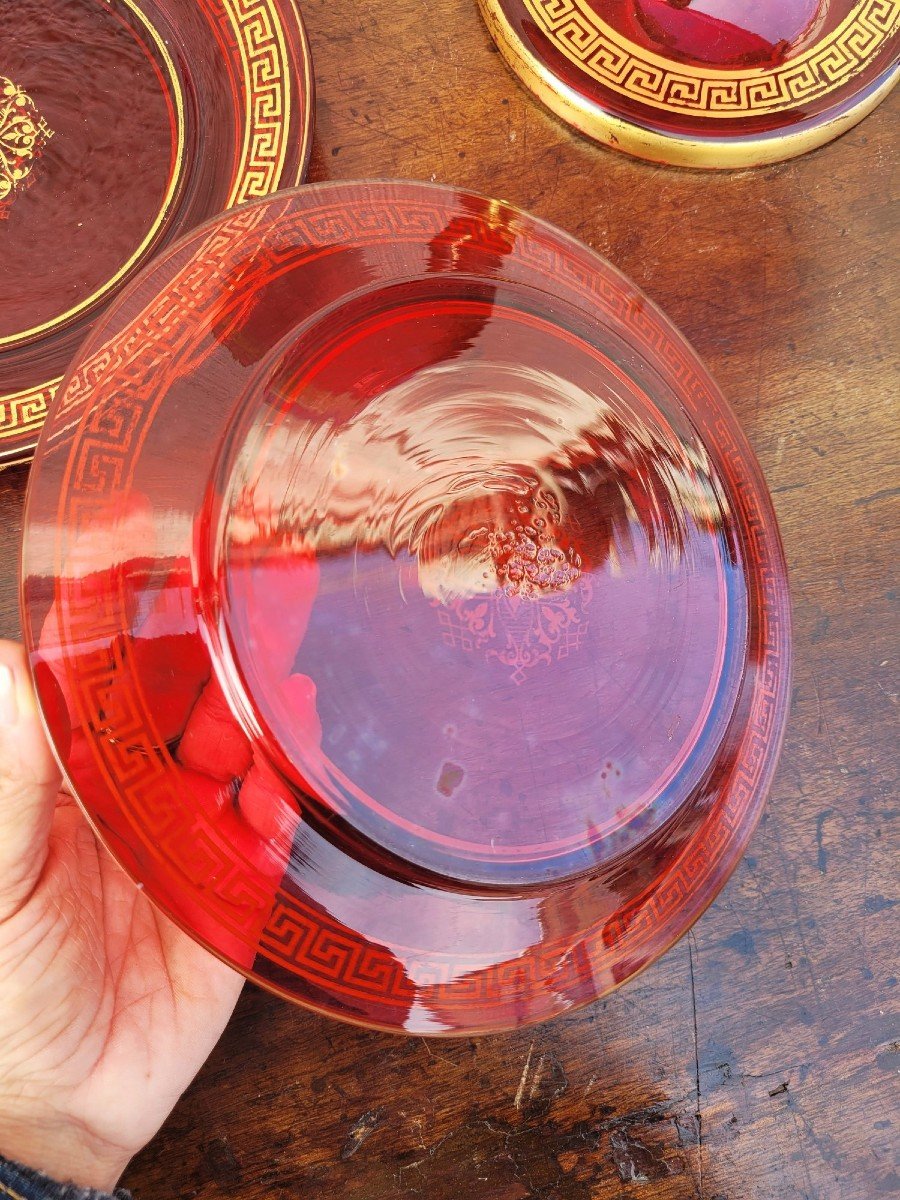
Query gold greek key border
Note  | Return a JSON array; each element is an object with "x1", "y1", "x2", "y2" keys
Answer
[
  {"x1": 480, "y1": 0, "x2": 899, "y2": 167},
  {"x1": 0, "y1": 0, "x2": 309, "y2": 460},
  {"x1": 224, "y1": 0, "x2": 295, "y2": 205},
  {"x1": 0, "y1": 0, "x2": 185, "y2": 350},
  {"x1": 519, "y1": 0, "x2": 900, "y2": 117},
  {"x1": 0, "y1": 378, "x2": 58, "y2": 445}
]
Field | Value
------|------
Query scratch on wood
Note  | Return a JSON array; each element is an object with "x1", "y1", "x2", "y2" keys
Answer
[
  {"x1": 853, "y1": 486, "x2": 900, "y2": 506},
  {"x1": 688, "y1": 933, "x2": 704, "y2": 1199},
  {"x1": 816, "y1": 808, "x2": 834, "y2": 874},
  {"x1": 340, "y1": 1109, "x2": 385, "y2": 1161},
  {"x1": 514, "y1": 1041, "x2": 535, "y2": 1111},
  {"x1": 529, "y1": 1054, "x2": 546, "y2": 1102},
  {"x1": 609, "y1": 1128, "x2": 675, "y2": 1184},
  {"x1": 809, "y1": 666, "x2": 835, "y2": 756}
]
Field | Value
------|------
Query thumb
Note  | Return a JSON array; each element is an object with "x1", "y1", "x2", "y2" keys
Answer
[{"x1": 0, "y1": 641, "x2": 62, "y2": 920}]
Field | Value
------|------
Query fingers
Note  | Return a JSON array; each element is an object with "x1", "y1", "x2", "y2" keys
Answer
[
  {"x1": 164, "y1": 763, "x2": 297, "y2": 971},
  {"x1": 178, "y1": 674, "x2": 252, "y2": 781},
  {"x1": 237, "y1": 754, "x2": 300, "y2": 846},
  {"x1": 35, "y1": 493, "x2": 159, "y2": 725},
  {"x1": 175, "y1": 673, "x2": 301, "y2": 860},
  {"x1": 0, "y1": 642, "x2": 62, "y2": 920},
  {"x1": 133, "y1": 558, "x2": 210, "y2": 743}
]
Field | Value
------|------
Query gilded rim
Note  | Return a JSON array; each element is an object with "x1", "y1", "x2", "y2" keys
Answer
[
  {"x1": 0, "y1": 0, "x2": 315, "y2": 468},
  {"x1": 478, "y1": 0, "x2": 900, "y2": 168}
]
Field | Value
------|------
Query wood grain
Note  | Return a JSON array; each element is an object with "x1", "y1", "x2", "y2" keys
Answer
[{"x1": 1, "y1": 0, "x2": 897, "y2": 1196}]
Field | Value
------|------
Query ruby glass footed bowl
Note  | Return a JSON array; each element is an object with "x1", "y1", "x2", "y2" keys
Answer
[
  {"x1": 21, "y1": 181, "x2": 791, "y2": 1035},
  {"x1": 479, "y1": 0, "x2": 899, "y2": 168}
]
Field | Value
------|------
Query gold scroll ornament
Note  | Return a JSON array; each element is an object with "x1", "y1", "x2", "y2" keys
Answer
[{"x1": 0, "y1": 75, "x2": 52, "y2": 207}]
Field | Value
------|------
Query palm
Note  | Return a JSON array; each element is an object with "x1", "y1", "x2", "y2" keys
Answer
[{"x1": 0, "y1": 778, "x2": 243, "y2": 1183}]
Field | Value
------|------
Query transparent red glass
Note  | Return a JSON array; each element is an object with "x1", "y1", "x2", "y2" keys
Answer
[
  {"x1": 22, "y1": 182, "x2": 791, "y2": 1034},
  {"x1": 0, "y1": 0, "x2": 314, "y2": 469},
  {"x1": 479, "y1": 0, "x2": 899, "y2": 167}
]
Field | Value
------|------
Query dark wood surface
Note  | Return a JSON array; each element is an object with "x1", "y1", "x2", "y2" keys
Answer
[{"x1": 2, "y1": 2, "x2": 898, "y2": 1196}]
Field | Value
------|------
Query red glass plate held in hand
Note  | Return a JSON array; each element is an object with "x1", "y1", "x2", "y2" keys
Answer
[
  {"x1": 478, "y1": 0, "x2": 899, "y2": 167},
  {"x1": 22, "y1": 181, "x2": 792, "y2": 1035},
  {"x1": 0, "y1": 0, "x2": 314, "y2": 470}
]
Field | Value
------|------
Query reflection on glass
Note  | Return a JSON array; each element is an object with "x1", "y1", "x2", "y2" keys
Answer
[{"x1": 23, "y1": 183, "x2": 791, "y2": 1033}]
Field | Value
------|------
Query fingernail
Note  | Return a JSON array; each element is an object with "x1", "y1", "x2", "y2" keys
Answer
[{"x1": 0, "y1": 664, "x2": 18, "y2": 726}]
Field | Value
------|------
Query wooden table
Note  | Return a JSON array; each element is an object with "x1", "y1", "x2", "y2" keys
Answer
[{"x1": 2, "y1": 2, "x2": 897, "y2": 1196}]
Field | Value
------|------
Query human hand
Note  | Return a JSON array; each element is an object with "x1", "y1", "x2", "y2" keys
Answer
[{"x1": 0, "y1": 640, "x2": 245, "y2": 1192}]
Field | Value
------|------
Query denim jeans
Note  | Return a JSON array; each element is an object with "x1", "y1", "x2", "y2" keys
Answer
[{"x1": 0, "y1": 1158, "x2": 131, "y2": 1200}]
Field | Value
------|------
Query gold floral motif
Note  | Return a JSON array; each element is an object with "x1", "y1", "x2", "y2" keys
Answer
[{"x1": 0, "y1": 76, "x2": 52, "y2": 206}]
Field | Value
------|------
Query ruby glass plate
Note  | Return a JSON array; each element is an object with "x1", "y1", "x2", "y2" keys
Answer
[
  {"x1": 22, "y1": 181, "x2": 792, "y2": 1035},
  {"x1": 0, "y1": 0, "x2": 314, "y2": 469}
]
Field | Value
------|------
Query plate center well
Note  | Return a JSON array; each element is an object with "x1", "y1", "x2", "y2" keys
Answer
[{"x1": 211, "y1": 277, "x2": 749, "y2": 886}]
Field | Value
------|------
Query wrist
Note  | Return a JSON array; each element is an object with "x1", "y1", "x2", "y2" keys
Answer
[{"x1": 0, "y1": 1112, "x2": 131, "y2": 1194}]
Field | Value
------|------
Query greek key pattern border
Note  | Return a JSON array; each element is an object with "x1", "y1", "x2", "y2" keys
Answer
[
  {"x1": 521, "y1": 0, "x2": 899, "y2": 117},
  {"x1": 221, "y1": 0, "x2": 295, "y2": 204},
  {"x1": 0, "y1": 379, "x2": 58, "y2": 443}
]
